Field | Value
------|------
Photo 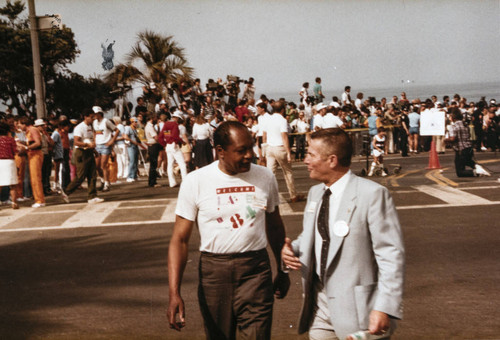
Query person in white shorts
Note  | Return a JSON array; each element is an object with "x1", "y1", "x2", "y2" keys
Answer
[{"x1": 368, "y1": 126, "x2": 387, "y2": 177}]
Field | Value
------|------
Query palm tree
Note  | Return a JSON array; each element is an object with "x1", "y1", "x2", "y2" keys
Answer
[{"x1": 105, "y1": 30, "x2": 194, "y2": 94}]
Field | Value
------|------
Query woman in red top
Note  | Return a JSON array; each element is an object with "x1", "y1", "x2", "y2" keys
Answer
[{"x1": 0, "y1": 121, "x2": 19, "y2": 209}]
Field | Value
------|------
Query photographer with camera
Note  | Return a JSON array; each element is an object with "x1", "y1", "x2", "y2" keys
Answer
[
  {"x1": 226, "y1": 75, "x2": 241, "y2": 108},
  {"x1": 191, "y1": 78, "x2": 205, "y2": 116},
  {"x1": 142, "y1": 82, "x2": 162, "y2": 113},
  {"x1": 242, "y1": 77, "x2": 256, "y2": 101}
]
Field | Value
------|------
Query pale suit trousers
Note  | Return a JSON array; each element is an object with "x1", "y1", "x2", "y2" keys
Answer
[
  {"x1": 166, "y1": 143, "x2": 187, "y2": 187},
  {"x1": 266, "y1": 145, "x2": 297, "y2": 199}
]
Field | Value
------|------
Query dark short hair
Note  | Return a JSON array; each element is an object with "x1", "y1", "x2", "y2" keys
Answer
[
  {"x1": 19, "y1": 116, "x2": 32, "y2": 125},
  {"x1": 82, "y1": 109, "x2": 94, "y2": 118},
  {"x1": 58, "y1": 120, "x2": 70, "y2": 128},
  {"x1": 0, "y1": 121, "x2": 10, "y2": 135},
  {"x1": 449, "y1": 107, "x2": 463, "y2": 121},
  {"x1": 310, "y1": 128, "x2": 353, "y2": 167},
  {"x1": 214, "y1": 121, "x2": 249, "y2": 150},
  {"x1": 256, "y1": 102, "x2": 267, "y2": 110},
  {"x1": 272, "y1": 101, "x2": 285, "y2": 113}
]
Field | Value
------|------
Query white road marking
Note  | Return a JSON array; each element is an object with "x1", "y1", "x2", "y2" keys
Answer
[
  {"x1": 397, "y1": 201, "x2": 500, "y2": 210},
  {"x1": 460, "y1": 185, "x2": 500, "y2": 190},
  {"x1": 160, "y1": 200, "x2": 177, "y2": 222},
  {"x1": 414, "y1": 184, "x2": 492, "y2": 205},
  {"x1": 61, "y1": 201, "x2": 121, "y2": 228},
  {"x1": 1, "y1": 186, "x2": 498, "y2": 233}
]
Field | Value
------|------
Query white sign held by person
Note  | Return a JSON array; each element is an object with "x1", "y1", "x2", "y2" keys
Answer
[{"x1": 420, "y1": 109, "x2": 445, "y2": 136}]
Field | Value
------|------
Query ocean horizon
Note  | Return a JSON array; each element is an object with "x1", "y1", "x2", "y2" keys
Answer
[{"x1": 265, "y1": 81, "x2": 500, "y2": 105}]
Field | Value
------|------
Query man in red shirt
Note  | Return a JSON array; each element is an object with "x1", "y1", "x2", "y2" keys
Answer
[
  {"x1": 235, "y1": 98, "x2": 249, "y2": 122},
  {"x1": 158, "y1": 113, "x2": 188, "y2": 187}
]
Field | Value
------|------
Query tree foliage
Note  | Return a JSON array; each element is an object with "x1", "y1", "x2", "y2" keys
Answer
[
  {"x1": 104, "y1": 30, "x2": 194, "y2": 97},
  {"x1": 0, "y1": 1, "x2": 113, "y2": 117}
]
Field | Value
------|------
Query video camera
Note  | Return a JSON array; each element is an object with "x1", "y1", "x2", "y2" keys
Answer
[
  {"x1": 109, "y1": 82, "x2": 132, "y2": 95},
  {"x1": 206, "y1": 82, "x2": 221, "y2": 91},
  {"x1": 227, "y1": 75, "x2": 241, "y2": 83}
]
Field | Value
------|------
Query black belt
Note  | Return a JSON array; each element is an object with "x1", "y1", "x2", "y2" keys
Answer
[{"x1": 201, "y1": 248, "x2": 267, "y2": 259}]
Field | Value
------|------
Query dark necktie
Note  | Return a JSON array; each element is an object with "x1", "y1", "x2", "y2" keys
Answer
[{"x1": 317, "y1": 188, "x2": 331, "y2": 282}]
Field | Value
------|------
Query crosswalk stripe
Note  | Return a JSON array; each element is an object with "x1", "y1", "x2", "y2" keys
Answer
[
  {"x1": 414, "y1": 184, "x2": 491, "y2": 205},
  {"x1": 0, "y1": 184, "x2": 497, "y2": 233}
]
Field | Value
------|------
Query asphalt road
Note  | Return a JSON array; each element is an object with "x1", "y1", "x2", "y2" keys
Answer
[{"x1": 0, "y1": 151, "x2": 499, "y2": 339}]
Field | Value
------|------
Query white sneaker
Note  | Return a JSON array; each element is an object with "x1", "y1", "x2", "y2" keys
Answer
[
  {"x1": 1, "y1": 199, "x2": 12, "y2": 205},
  {"x1": 60, "y1": 189, "x2": 70, "y2": 204},
  {"x1": 32, "y1": 203, "x2": 46, "y2": 208},
  {"x1": 88, "y1": 197, "x2": 104, "y2": 204},
  {"x1": 126, "y1": 178, "x2": 135, "y2": 183},
  {"x1": 475, "y1": 164, "x2": 491, "y2": 176},
  {"x1": 102, "y1": 183, "x2": 110, "y2": 192},
  {"x1": 481, "y1": 146, "x2": 487, "y2": 151},
  {"x1": 382, "y1": 171, "x2": 388, "y2": 177}
]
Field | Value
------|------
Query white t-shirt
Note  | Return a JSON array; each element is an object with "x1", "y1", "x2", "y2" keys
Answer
[
  {"x1": 257, "y1": 112, "x2": 271, "y2": 137},
  {"x1": 323, "y1": 113, "x2": 344, "y2": 128},
  {"x1": 329, "y1": 101, "x2": 341, "y2": 109},
  {"x1": 192, "y1": 122, "x2": 212, "y2": 140},
  {"x1": 313, "y1": 114, "x2": 324, "y2": 130},
  {"x1": 341, "y1": 91, "x2": 351, "y2": 105},
  {"x1": 263, "y1": 114, "x2": 288, "y2": 146},
  {"x1": 73, "y1": 121, "x2": 94, "y2": 149},
  {"x1": 93, "y1": 118, "x2": 116, "y2": 145},
  {"x1": 175, "y1": 161, "x2": 280, "y2": 253},
  {"x1": 290, "y1": 118, "x2": 309, "y2": 133}
]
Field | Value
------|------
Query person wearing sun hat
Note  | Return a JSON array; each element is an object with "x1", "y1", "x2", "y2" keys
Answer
[{"x1": 18, "y1": 117, "x2": 45, "y2": 207}]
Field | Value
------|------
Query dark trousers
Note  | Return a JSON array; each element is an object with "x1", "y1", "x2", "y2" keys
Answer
[
  {"x1": 455, "y1": 147, "x2": 476, "y2": 177},
  {"x1": 42, "y1": 153, "x2": 52, "y2": 193},
  {"x1": 198, "y1": 249, "x2": 274, "y2": 340},
  {"x1": 474, "y1": 125, "x2": 483, "y2": 150},
  {"x1": 147, "y1": 143, "x2": 161, "y2": 186},
  {"x1": 65, "y1": 148, "x2": 97, "y2": 199},
  {"x1": 399, "y1": 131, "x2": 408, "y2": 156},
  {"x1": 61, "y1": 148, "x2": 71, "y2": 189},
  {"x1": 295, "y1": 134, "x2": 306, "y2": 160}
]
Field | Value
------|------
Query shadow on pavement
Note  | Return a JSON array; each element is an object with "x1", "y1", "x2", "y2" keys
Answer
[{"x1": 0, "y1": 229, "x2": 175, "y2": 339}]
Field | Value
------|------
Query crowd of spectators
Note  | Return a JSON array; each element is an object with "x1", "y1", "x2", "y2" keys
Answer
[{"x1": 0, "y1": 76, "x2": 498, "y2": 209}]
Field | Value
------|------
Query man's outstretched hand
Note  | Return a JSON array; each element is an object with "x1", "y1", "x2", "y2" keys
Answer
[{"x1": 281, "y1": 237, "x2": 301, "y2": 270}]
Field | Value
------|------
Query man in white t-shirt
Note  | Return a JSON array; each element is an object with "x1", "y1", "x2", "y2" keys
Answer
[
  {"x1": 313, "y1": 103, "x2": 327, "y2": 131},
  {"x1": 341, "y1": 85, "x2": 352, "y2": 107},
  {"x1": 61, "y1": 109, "x2": 103, "y2": 204},
  {"x1": 256, "y1": 102, "x2": 270, "y2": 166},
  {"x1": 323, "y1": 107, "x2": 346, "y2": 129},
  {"x1": 263, "y1": 101, "x2": 303, "y2": 203},
  {"x1": 92, "y1": 106, "x2": 119, "y2": 191},
  {"x1": 168, "y1": 121, "x2": 290, "y2": 339}
]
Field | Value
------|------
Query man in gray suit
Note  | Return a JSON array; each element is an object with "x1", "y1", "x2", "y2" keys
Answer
[{"x1": 282, "y1": 128, "x2": 405, "y2": 340}]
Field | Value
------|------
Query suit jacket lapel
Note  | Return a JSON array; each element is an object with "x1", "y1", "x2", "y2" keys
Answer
[{"x1": 326, "y1": 174, "x2": 358, "y2": 269}]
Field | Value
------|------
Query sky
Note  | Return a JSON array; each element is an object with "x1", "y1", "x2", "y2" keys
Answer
[{"x1": 32, "y1": 0, "x2": 500, "y2": 97}]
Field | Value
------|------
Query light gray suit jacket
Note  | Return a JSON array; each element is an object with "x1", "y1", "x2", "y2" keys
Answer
[{"x1": 292, "y1": 172, "x2": 405, "y2": 339}]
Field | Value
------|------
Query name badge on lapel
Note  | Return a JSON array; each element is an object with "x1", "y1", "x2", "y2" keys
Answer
[{"x1": 333, "y1": 221, "x2": 350, "y2": 237}]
